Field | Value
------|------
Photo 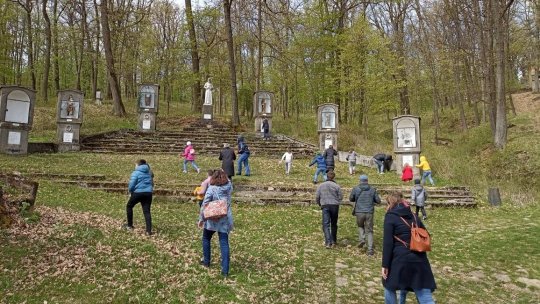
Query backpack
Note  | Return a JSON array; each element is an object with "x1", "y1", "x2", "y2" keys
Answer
[{"x1": 394, "y1": 214, "x2": 431, "y2": 252}]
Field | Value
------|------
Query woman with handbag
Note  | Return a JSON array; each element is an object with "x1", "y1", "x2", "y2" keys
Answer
[
  {"x1": 198, "y1": 169, "x2": 234, "y2": 277},
  {"x1": 382, "y1": 192, "x2": 436, "y2": 304}
]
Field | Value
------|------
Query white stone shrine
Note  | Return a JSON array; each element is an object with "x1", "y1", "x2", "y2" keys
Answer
[
  {"x1": 0, "y1": 86, "x2": 36, "y2": 155},
  {"x1": 137, "y1": 83, "x2": 159, "y2": 132},
  {"x1": 56, "y1": 89, "x2": 84, "y2": 152}
]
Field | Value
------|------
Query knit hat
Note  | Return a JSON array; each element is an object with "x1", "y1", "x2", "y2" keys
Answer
[
  {"x1": 187, "y1": 141, "x2": 192, "y2": 146},
  {"x1": 359, "y1": 174, "x2": 368, "y2": 182},
  {"x1": 414, "y1": 178, "x2": 421, "y2": 185}
]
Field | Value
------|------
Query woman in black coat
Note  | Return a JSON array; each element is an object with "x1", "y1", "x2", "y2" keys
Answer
[
  {"x1": 219, "y1": 143, "x2": 236, "y2": 179},
  {"x1": 382, "y1": 192, "x2": 436, "y2": 304}
]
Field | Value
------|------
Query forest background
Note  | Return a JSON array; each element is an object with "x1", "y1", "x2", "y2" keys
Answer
[{"x1": 1, "y1": 0, "x2": 540, "y2": 201}]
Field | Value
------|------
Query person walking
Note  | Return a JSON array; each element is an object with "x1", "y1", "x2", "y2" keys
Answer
[
  {"x1": 323, "y1": 145, "x2": 338, "y2": 172},
  {"x1": 236, "y1": 136, "x2": 251, "y2": 176},
  {"x1": 411, "y1": 179, "x2": 428, "y2": 220},
  {"x1": 382, "y1": 192, "x2": 436, "y2": 304},
  {"x1": 198, "y1": 170, "x2": 234, "y2": 277},
  {"x1": 309, "y1": 152, "x2": 327, "y2": 184},
  {"x1": 262, "y1": 119, "x2": 270, "y2": 140},
  {"x1": 279, "y1": 148, "x2": 294, "y2": 175},
  {"x1": 182, "y1": 141, "x2": 200, "y2": 174},
  {"x1": 416, "y1": 156, "x2": 435, "y2": 186},
  {"x1": 350, "y1": 174, "x2": 381, "y2": 256},
  {"x1": 373, "y1": 153, "x2": 386, "y2": 174},
  {"x1": 346, "y1": 150, "x2": 358, "y2": 175},
  {"x1": 219, "y1": 143, "x2": 236, "y2": 180},
  {"x1": 124, "y1": 159, "x2": 154, "y2": 235},
  {"x1": 315, "y1": 171, "x2": 343, "y2": 248}
]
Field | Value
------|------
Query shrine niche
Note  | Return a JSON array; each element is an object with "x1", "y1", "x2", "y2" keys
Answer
[
  {"x1": 392, "y1": 115, "x2": 422, "y2": 176},
  {"x1": 0, "y1": 86, "x2": 36, "y2": 155},
  {"x1": 317, "y1": 103, "x2": 339, "y2": 152},
  {"x1": 56, "y1": 90, "x2": 84, "y2": 152}
]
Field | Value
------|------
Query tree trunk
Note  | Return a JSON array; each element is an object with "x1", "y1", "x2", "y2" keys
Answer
[
  {"x1": 223, "y1": 0, "x2": 240, "y2": 127},
  {"x1": 53, "y1": 0, "x2": 60, "y2": 92},
  {"x1": 185, "y1": 0, "x2": 202, "y2": 112},
  {"x1": 41, "y1": 0, "x2": 52, "y2": 101},
  {"x1": 19, "y1": 0, "x2": 36, "y2": 91},
  {"x1": 91, "y1": 0, "x2": 100, "y2": 101},
  {"x1": 256, "y1": 0, "x2": 263, "y2": 91},
  {"x1": 493, "y1": 0, "x2": 509, "y2": 149},
  {"x1": 100, "y1": 0, "x2": 125, "y2": 116}
]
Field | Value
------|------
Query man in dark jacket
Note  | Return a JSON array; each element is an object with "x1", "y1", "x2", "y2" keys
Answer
[
  {"x1": 323, "y1": 145, "x2": 338, "y2": 172},
  {"x1": 373, "y1": 153, "x2": 386, "y2": 174},
  {"x1": 315, "y1": 171, "x2": 343, "y2": 248},
  {"x1": 219, "y1": 143, "x2": 236, "y2": 179},
  {"x1": 349, "y1": 174, "x2": 381, "y2": 256},
  {"x1": 236, "y1": 136, "x2": 251, "y2": 176},
  {"x1": 262, "y1": 119, "x2": 270, "y2": 140}
]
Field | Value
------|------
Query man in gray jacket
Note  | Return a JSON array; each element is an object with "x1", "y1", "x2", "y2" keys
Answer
[
  {"x1": 315, "y1": 171, "x2": 343, "y2": 248},
  {"x1": 349, "y1": 174, "x2": 381, "y2": 256}
]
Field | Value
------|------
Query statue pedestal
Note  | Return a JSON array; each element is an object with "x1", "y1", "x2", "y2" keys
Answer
[
  {"x1": 138, "y1": 111, "x2": 156, "y2": 132},
  {"x1": 318, "y1": 130, "x2": 338, "y2": 152},
  {"x1": 202, "y1": 104, "x2": 213, "y2": 120},
  {"x1": 57, "y1": 123, "x2": 81, "y2": 152}
]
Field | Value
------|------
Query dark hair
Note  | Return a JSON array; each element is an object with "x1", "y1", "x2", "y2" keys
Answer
[
  {"x1": 327, "y1": 171, "x2": 335, "y2": 181},
  {"x1": 210, "y1": 169, "x2": 229, "y2": 186},
  {"x1": 414, "y1": 179, "x2": 421, "y2": 185},
  {"x1": 137, "y1": 159, "x2": 147, "y2": 166},
  {"x1": 207, "y1": 169, "x2": 215, "y2": 176}
]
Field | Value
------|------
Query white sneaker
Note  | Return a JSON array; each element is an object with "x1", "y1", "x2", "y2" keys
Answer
[{"x1": 183, "y1": 170, "x2": 187, "y2": 173}]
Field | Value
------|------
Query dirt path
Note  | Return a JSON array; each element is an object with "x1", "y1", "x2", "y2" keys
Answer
[{"x1": 511, "y1": 91, "x2": 540, "y2": 130}]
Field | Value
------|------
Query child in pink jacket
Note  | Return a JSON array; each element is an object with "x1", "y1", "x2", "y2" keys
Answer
[{"x1": 182, "y1": 141, "x2": 200, "y2": 173}]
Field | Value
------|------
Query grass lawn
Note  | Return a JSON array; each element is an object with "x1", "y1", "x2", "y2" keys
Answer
[{"x1": 1, "y1": 154, "x2": 539, "y2": 303}]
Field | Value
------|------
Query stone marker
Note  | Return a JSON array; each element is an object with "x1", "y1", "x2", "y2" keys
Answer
[
  {"x1": 488, "y1": 188, "x2": 501, "y2": 206},
  {"x1": 0, "y1": 85, "x2": 36, "y2": 155},
  {"x1": 253, "y1": 91, "x2": 273, "y2": 135},
  {"x1": 317, "y1": 103, "x2": 339, "y2": 152},
  {"x1": 392, "y1": 115, "x2": 421, "y2": 176},
  {"x1": 56, "y1": 89, "x2": 84, "y2": 152},
  {"x1": 137, "y1": 83, "x2": 159, "y2": 132}
]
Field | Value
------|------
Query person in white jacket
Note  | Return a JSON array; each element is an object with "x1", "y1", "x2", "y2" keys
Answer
[{"x1": 279, "y1": 149, "x2": 294, "y2": 175}]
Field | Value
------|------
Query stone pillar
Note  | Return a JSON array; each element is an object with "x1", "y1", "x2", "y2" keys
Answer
[
  {"x1": 253, "y1": 91, "x2": 274, "y2": 136},
  {"x1": 0, "y1": 86, "x2": 36, "y2": 155},
  {"x1": 137, "y1": 83, "x2": 160, "y2": 132},
  {"x1": 56, "y1": 90, "x2": 84, "y2": 152},
  {"x1": 317, "y1": 103, "x2": 339, "y2": 152},
  {"x1": 392, "y1": 115, "x2": 422, "y2": 177}
]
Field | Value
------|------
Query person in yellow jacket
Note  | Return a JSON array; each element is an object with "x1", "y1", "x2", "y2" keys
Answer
[{"x1": 416, "y1": 156, "x2": 435, "y2": 186}]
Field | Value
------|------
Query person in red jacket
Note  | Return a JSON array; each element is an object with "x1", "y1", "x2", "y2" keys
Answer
[{"x1": 401, "y1": 163, "x2": 413, "y2": 182}]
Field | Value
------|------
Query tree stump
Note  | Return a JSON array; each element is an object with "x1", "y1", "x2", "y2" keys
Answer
[{"x1": 488, "y1": 188, "x2": 501, "y2": 206}]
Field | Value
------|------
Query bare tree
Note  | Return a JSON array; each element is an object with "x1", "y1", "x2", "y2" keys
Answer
[
  {"x1": 185, "y1": 0, "x2": 202, "y2": 112},
  {"x1": 223, "y1": 0, "x2": 240, "y2": 126},
  {"x1": 100, "y1": 0, "x2": 125, "y2": 116},
  {"x1": 41, "y1": 0, "x2": 52, "y2": 100}
]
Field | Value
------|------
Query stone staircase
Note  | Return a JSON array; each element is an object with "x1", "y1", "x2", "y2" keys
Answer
[
  {"x1": 80, "y1": 119, "x2": 317, "y2": 157},
  {"x1": 25, "y1": 173, "x2": 477, "y2": 207}
]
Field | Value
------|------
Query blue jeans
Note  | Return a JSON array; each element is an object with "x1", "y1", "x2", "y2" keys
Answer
[
  {"x1": 322, "y1": 205, "x2": 339, "y2": 245},
  {"x1": 183, "y1": 160, "x2": 199, "y2": 172},
  {"x1": 202, "y1": 229, "x2": 230, "y2": 276},
  {"x1": 421, "y1": 170, "x2": 435, "y2": 185},
  {"x1": 374, "y1": 159, "x2": 384, "y2": 173},
  {"x1": 313, "y1": 168, "x2": 327, "y2": 182},
  {"x1": 237, "y1": 153, "x2": 250, "y2": 175},
  {"x1": 284, "y1": 162, "x2": 292, "y2": 174},
  {"x1": 384, "y1": 288, "x2": 435, "y2": 304}
]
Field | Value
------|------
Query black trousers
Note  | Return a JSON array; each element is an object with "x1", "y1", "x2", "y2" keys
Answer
[
  {"x1": 126, "y1": 192, "x2": 153, "y2": 233},
  {"x1": 415, "y1": 205, "x2": 427, "y2": 218}
]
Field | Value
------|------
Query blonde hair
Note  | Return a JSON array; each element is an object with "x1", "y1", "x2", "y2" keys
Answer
[{"x1": 386, "y1": 191, "x2": 402, "y2": 211}]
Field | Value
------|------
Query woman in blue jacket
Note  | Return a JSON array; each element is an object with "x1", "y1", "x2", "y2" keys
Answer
[
  {"x1": 198, "y1": 169, "x2": 234, "y2": 277},
  {"x1": 124, "y1": 159, "x2": 154, "y2": 235}
]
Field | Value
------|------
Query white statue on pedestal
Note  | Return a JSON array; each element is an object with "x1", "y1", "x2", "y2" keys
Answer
[{"x1": 204, "y1": 78, "x2": 213, "y2": 105}]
